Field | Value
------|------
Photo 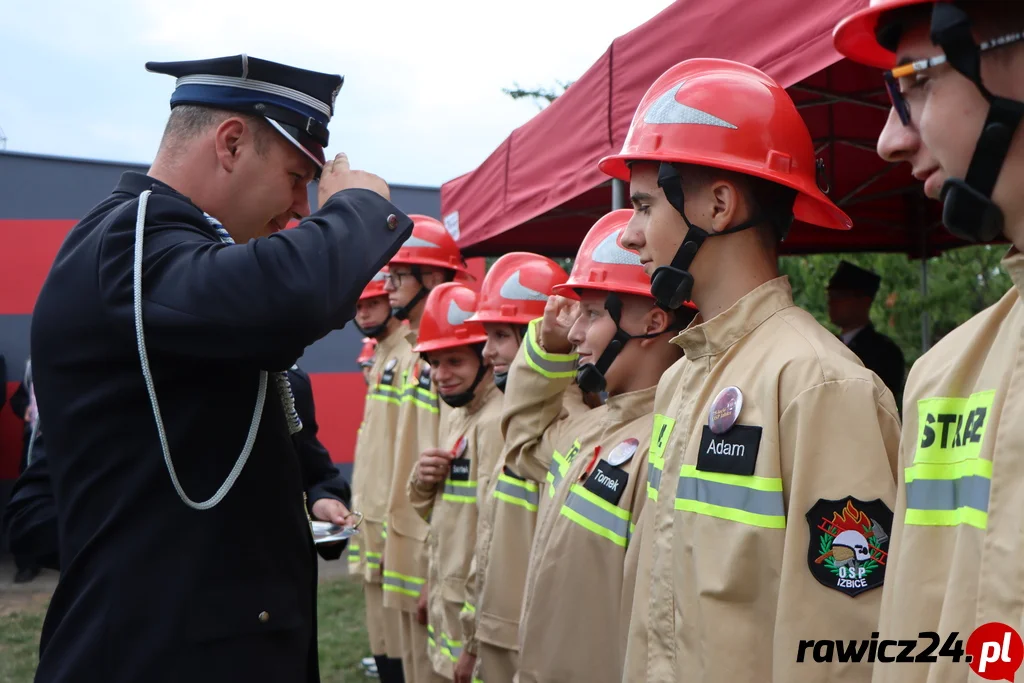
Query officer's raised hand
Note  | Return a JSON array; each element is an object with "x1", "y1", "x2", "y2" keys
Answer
[
  {"x1": 540, "y1": 294, "x2": 578, "y2": 355},
  {"x1": 317, "y1": 152, "x2": 391, "y2": 203},
  {"x1": 416, "y1": 448, "x2": 453, "y2": 485}
]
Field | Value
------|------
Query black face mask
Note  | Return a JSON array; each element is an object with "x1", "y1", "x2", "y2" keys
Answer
[
  {"x1": 575, "y1": 294, "x2": 662, "y2": 394},
  {"x1": 650, "y1": 163, "x2": 774, "y2": 311},
  {"x1": 928, "y1": 3, "x2": 1023, "y2": 243}
]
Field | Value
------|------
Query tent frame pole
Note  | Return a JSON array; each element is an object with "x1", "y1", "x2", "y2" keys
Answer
[{"x1": 612, "y1": 179, "x2": 625, "y2": 210}]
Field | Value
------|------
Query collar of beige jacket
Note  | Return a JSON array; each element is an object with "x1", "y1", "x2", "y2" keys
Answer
[
  {"x1": 463, "y1": 375, "x2": 500, "y2": 415},
  {"x1": 1002, "y1": 247, "x2": 1024, "y2": 294},
  {"x1": 671, "y1": 277, "x2": 795, "y2": 360},
  {"x1": 602, "y1": 384, "x2": 658, "y2": 425}
]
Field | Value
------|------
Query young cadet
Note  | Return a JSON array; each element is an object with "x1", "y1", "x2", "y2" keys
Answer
[
  {"x1": 384, "y1": 216, "x2": 471, "y2": 682},
  {"x1": 513, "y1": 210, "x2": 696, "y2": 683},
  {"x1": 351, "y1": 267, "x2": 409, "y2": 683},
  {"x1": 603, "y1": 59, "x2": 902, "y2": 682},
  {"x1": 833, "y1": 3, "x2": 1024, "y2": 682},
  {"x1": 449, "y1": 253, "x2": 570, "y2": 683},
  {"x1": 406, "y1": 283, "x2": 502, "y2": 681}
]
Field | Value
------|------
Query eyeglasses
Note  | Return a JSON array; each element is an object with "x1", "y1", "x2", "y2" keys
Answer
[
  {"x1": 387, "y1": 270, "x2": 413, "y2": 288},
  {"x1": 884, "y1": 30, "x2": 1024, "y2": 126}
]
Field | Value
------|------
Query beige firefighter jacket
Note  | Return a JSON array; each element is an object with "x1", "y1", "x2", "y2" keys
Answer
[
  {"x1": 872, "y1": 250, "x2": 1024, "y2": 683},
  {"x1": 409, "y1": 380, "x2": 504, "y2": 678},
  {"x1": 626, "y1": 277, "x2": 900, "y2": 683},
  {"x1": 517, "y1": 385, "x2": 656, "y2": 683},
  {"x1": 382, "y1": 328, "x2": 448, "y2": 613}
]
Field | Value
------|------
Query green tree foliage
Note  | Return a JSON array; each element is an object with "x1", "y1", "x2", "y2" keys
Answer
[
  {"x1": 502, "y1": 81, "x2": 574, "y2": 109},
  {"x1": 779, "y1": 245, "x2": 1012, "y2": 368}
]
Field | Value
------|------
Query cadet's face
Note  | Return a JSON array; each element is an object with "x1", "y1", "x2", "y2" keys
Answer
[
  {"x1": 884, "y1": 20, "x2": 1024, "y2": 220},
  {"x1": 429, "y1": 346, "x2": 482, "y2": 396},
  {"x1": 567, "y1": 291, "x2": 617, "y2": 370},
  {"x1": 622, "y1": 163, "x2": 686, "y2": 277},
  {"x1": 356, "y1": 296, "x2": 391, "y2": 330},
  {"x1": 482, "y1": 323, "x2": 521, "y2": 376}
]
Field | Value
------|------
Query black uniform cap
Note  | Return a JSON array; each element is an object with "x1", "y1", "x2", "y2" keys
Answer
[{"x1": 146, "y1": 54, "x2": 344, "y2": 169}]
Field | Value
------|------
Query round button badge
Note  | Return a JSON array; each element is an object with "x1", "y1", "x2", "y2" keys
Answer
[{"x1": 708, "y1": 386, "x2": 743, "y2": 434}]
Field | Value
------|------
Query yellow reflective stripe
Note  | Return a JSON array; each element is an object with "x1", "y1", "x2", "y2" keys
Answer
[
  {"x1": 523, "y1": 318, "x2": 578, "y2": 378},
  {"x1": 561, "y1": 484, "x2": 631, "y2": 547},
  {"x1": 382, "y1": 570, "x2": 426, "y2": 598},
  {"x1": 443, "y1": 480, "x2": 478, "y2": 505},
  {"x1": 493, "y1": 472, "x2": 540, "y2": 511},
  {"x1": 365, "y1": 550, "x2": 382, "y2": 569},
  {"x1": 461, "y1": 601, "x2": 476, "y2": 615},
  {"x1": 675, "y1": 465, "x2": 785, "y2": 529},
  {"x1": 443, "y1": 633, "x2": 463, "y2": 661},
  {"x1": 648, "y1": 414, "x2": 675, "y2": 466},
  {"x1": 904, "y1": 457, "x2": 992, "y2": 529}
]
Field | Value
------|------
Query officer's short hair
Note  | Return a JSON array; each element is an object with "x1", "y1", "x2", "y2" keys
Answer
[{"x1": 161, "y1": 105, "x2": 271, "y2": 156}]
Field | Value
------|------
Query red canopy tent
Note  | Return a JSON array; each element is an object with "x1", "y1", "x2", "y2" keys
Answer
[{"x1": 441, "y1": 0, "x2": 972, "y2": 260}]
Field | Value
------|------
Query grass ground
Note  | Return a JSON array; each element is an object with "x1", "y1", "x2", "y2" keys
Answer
[{"x1": 0, "y1": 576, "x2": 372, "y2": 683}]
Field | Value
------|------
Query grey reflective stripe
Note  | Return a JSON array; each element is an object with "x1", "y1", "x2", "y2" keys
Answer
[
  {"x1": 676, "y1": 477, "x2": 785, "y2": 518},
  {"x1": 443, "y1": 481, "x2": 477, "y2": 499},
  {"x1": 382, "y1": 573, "x2": 423, "y2": 596},
  {"x1": 563, "y1": 489, "x2": 630, "y2": 541},
  {"x1": 647, "y1": 460, "x2": 662, "y2": 491},
  {"x1": 495, "y1": 477, "x2": 540, "y2": 506},
  {"x1": 524, "y1": 335, "x2": 577, "y2": 377},
  {"x1": 906, "y1": 476, "x2": 991, "y2": 512}
]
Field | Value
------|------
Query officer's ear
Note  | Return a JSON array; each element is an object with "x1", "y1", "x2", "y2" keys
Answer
[{"x1": 214, "y1": 117, "x2": 248, "y2": 171}]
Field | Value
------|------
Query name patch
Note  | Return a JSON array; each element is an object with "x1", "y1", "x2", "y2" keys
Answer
[
  {"x1": 449, "y1": 458, "x2": 471, "y2": 481},
  {"x1": 696, "y1": 425, "x2": 762, "y2": 476},
  {"x1": 584, "y1": 459, "x2": 628, "y2": 506}
]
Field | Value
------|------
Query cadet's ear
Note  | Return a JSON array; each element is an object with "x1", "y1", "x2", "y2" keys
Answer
[
  {"x1": 643, "y1": 305, "x2": 671, "y2": 338},
  {"x1": 214, "y1": 117, "x2": 247, "y2": 171},
  {"x1": 708, "y1": 178, "x2": 744, "y2": 235}
]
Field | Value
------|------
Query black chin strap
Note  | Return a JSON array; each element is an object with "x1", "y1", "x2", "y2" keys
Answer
[
  {"x1": 651, "y1": 163, "x2": 767, "y2": 310},
  {"x1": 355, "y1": 310, "x2": 392, "y2": 338},
  {"x1": 576, "y1": 294, "x2": 662, "y2": 394},
  {"x1": 931, "y1": 3, "x2": 1024, "y2": 243},
  {"x1": 392, "y1": 266, "x2": 430, "y2": 321},
  {"x1": 439, "y1": 346, "x2": 489, "y2": 408}
]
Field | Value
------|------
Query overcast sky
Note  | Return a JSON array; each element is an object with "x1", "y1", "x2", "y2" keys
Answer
[{"x1": 1, "y1": 0, "x2": 670, "y2": 188}]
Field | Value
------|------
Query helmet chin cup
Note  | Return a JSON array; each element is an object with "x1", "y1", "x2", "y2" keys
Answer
[
  {"x1": 355, "y1": 320, "x2": 389, "y2": 338},
  {"x1": 575, "y1": 363, "x2": 607, "y2": 394},
  {"x1": 440, "y1": 390, "x2": 475, "y2": 408},
  {"x1": 650, "y1": 265, "x2": 694, "y2": 311},
  {"x1": 940, "y1": 178, "x2": 1005, "y2": 244},
  {"x1": 493, "y1": 371, "x2": 509, "y2": 393}
]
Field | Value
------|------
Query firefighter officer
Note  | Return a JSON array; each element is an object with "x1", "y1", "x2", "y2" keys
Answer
[
  {"x1": 510, "y1": 210, "x2": 696, "y2": 683},
  {"x1": 447, "y1": 252, "x2": 571, "y2": 683},
  {"x1": 833, "y1": 3, "x2": 1024, "y2": 681},
  {"x1": 383, "y1": 216, "x2": 471, "y2": 682},
  {"x1": 29, "y1": 54, "x2": 413, "y2": 683},
  {"x1": 352, "y1": 267, "x2": 411, "y2": 683},
  {"x1": 406, "y1": 282, "x2": 502, "y2": 681},
  {"x1": 604, "y1": 59, "x2": 901, "y2": 682}
]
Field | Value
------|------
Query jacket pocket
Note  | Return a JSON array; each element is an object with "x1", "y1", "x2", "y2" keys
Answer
[{"x1": 185, "y1": 579, "x2": 304, "y2": 642}]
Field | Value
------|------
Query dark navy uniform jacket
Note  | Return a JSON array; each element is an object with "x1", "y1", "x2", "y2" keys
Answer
[{"x1": 29, "y1": 172, "x2": 412, "y2": 683}]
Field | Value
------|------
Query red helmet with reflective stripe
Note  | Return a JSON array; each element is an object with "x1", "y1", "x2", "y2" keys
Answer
[
  {"x1": 552, "y1": 210, "x2": 695, "y2": 311},
  {"x1": 468, "y1": 252, "x2": 568, "y2": 325},
  {"x1": 357, "y1": 337, "x2": 377, "y2": 366},
  {"x1": 390, "y1": 215, "x2": 471, "y2": 275},
  {"x1": 359, "y1": 266, "x2": 390, "y2": 300},
  {"x1": 598, "y1": 58, "x2": 851, "y2": 232},
  {"x1": 834, "y1": 0, "x2": 938, "y2": 69},
  {"x1": 412, "y1": 282, "x2": 488, "y2": 354}
]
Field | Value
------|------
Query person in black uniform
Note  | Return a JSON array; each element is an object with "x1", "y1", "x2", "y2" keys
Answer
[
  {"x1": 826, "y1": 260, "x2": 906, "y2": 404},
  {"x1": 2, "y1": 364, "x2": 353, "y2": 574},
  {"x1": 28, "y1": 55, "x2": 414, "y2": 683}
]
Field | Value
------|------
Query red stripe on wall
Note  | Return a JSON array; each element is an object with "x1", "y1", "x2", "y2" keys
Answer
[
  {"x1": 0, "y1": 373, "x2": 367, "y2": 481},
  {"x1": 0, "y1": 219, "x2": 76, "y2": 315},
  {"x1": 309, "y1": 372, "x2": 367, "y2": 465}
]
